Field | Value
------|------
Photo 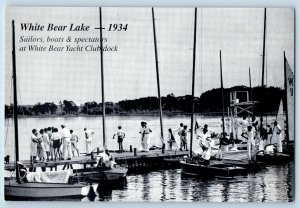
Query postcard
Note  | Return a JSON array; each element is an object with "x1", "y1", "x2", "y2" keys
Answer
[{"x1": 4, "y1": 7, "x2": 294, "y2": 202}]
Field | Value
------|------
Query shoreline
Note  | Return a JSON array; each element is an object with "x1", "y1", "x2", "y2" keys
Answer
[{"x1": 4, "y1": 112, "x2": 278, "y2": 119}]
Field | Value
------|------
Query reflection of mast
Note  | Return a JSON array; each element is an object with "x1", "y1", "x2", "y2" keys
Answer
[
  {"x1": 99, "y1": 7, "x2": 106, "y2": 150},
  {"x1": 190, "y1": 7, "x2": 198, "y2": 157},
  {"x1": 151, "y1": 8, "x2": 164, "y2": 145},
  {"x1": 12, "y1": 19, "x2": 20, "y2": 183},
  {"x1": 220, "y1": 50, "x2": 225, "y2": 133}
]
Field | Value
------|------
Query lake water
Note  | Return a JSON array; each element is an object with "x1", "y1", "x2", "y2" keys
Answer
[{"x1": 82, "y1": 162, "x2": 294, "y2": 202}]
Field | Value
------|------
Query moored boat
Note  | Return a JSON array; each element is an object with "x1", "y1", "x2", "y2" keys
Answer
[
  {"x1": 5, "y1": 179, "x2": 89, "y2": 200},
  {"x1": 71, "y1": 166, "x2": 128, "y2": 183},
  {"x1": 180, "y1": 160, "x2": 247, "y2": 177}
]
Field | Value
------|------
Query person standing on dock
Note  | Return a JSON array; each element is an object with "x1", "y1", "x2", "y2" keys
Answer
[
  {"x1": 139, "y1": 121, "x2": 146, "y2": 151},
  {"x1": 113, "y1": 126, "x2": 125, "y2": 153},
  {"x1": 84, "y1": 127, "x2": 95, "y2": 154},
  {"x1": 51, "y1": 128, "x2": 61, "y2": 161},
  {"x1": 42, "y1": 128, "x2": 50, "y2": 161},
  {"x1": 30, "y1": 129, "x2": 39, "y2": 163},
  {"x1": 143, "y1": 122, "x2": 152, "y2": 152},
  {"x1": 175, "y1": 123, "x2": 184, "y2": 148},
  {"x1": 179, "y1": 125, "x2": 188, "y2": 151},
  {"x1": 246, "y1": 126, "x2": 256, "y2": 162},
  {"x1": 70, "y1": 129, "x2": 80, "y2": 157},
  {"x1": 167, "y1": 128, "x2": 177, "y2": 151},
  {"x1": 37, "y1": 129, "x2": 46, "y2": 162},
  {"x1": 273, "y1": 121, "x2": 283, "y2": 152},
  {"x1": 61, "y1": 125, "x2": 72, "y2": 160},
  {"x1": 46, "y1": 127, "x2": 54, "y2": 161}
]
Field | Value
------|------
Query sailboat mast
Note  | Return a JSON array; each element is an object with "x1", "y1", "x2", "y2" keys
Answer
[
  {"x1": 99, "y1": 7, "x2": 106, "y2": 150},
  {"x1": 283, "y1": 51, "x2": 290, "y2": 143},
  {"x1": 249, "y1": 67, "x2": 253, "y2": 113},
  {"x1": 261, "y1": 8, "x2": 266, "y2": 87},
  {"x1": 12, "y1": 20, "x2": 20, "y2": 182},
  {"x1": 220, "y1": 50, "x2": 225, "y2": 133},
  {"x1": 190, "y1": 7, "x2": 197, "y2": 158},
  {"x1": 151, "y1": 8, "x2": 164, "y2": 145}
]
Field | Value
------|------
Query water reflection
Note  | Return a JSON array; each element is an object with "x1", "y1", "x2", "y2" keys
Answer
[{"x1": 83, "y1": 162, "x2": 294, "y2": 202}]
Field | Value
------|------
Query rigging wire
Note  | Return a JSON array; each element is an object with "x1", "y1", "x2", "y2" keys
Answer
[{"x1": 5, "y1": 78, "x2": 13, "y2": 146}]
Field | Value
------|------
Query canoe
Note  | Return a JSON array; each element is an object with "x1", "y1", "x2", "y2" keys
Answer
[
  {"x1": 5, "y1": 179, "x2": 89, "y2": 200},
  {"x1": 180, "y1": 160, "x2": 247, "y2": 177},
  {"x1": 71, "y1": 167, "x2": 128, "y2": 183}
]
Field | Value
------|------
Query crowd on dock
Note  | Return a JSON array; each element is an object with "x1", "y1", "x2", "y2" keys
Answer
[
  {"x1": 29, "y1": 115, "x2": 284, "y2": 163},
  {"x1": 30, "y1": 125, "x2": 94, "y2": 162}
]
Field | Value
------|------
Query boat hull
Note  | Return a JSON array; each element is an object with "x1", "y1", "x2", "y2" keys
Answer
[
  {"x1": 5, "y1": 180, "x2": 88, "y2": 200},
  {"x1": 180, "y1": 161, "x2": 247, "y2": 177},
  {"x1": 72, "y1": 167, "x2": 128, "y2": 182},
  {"x1": 256, "y1": 153, "x2": 290, "y2": 164}
]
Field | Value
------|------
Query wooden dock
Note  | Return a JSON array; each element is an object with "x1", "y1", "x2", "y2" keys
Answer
[{"x1": 4, "y1": 150, "x2": 190, "y2": 172}]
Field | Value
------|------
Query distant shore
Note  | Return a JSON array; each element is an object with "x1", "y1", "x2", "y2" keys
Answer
[{"x1": 4, "y1": 111, "x2": 278, "y2": 119}]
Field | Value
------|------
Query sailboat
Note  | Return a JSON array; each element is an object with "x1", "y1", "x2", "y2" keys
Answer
[
  {"x1": 179, "y1": 9, "x2": 247, "y2": 177},
  {"x1": 5, "y1": 20, "x2": 89, "y2": 200},
  {"x1": 256, "y1": 53, "x2": 293, "y2": 164},
  {"x1": 70, "y1": 8, "x2": 127, "y2": 183}
]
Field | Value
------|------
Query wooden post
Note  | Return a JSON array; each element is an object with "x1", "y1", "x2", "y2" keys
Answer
[
  {"x1": 162, "y1": 144, "x2": 165, "y2": 154},
  {"x1": 134, "y1": 148, "x2": 137, "y2": 156},
  {"x1": 130, "y1": 145, "x2": 133, "y2": 152}
]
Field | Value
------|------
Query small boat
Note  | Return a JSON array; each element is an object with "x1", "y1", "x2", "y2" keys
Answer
[
  {"x1": 256, "y1": 152, "x2": 290, "y2": 165},
  {"x1": 5, "y1": 179, "x2": 89, "y2": 200},
  {"x1": 71, "y1": 166, "x2": 128, "y2": 183},
  {"x1": 180, "y1": 160, "x2": 247, "y2": 177}
]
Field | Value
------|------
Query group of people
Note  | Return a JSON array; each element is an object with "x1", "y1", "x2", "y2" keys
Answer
[
  {"x1": 220, "y1": 115, "x2": 284, "y2": 161},
  {"x1": 167, "y1": 123, "x2": 190, "y2": 151},
  {"x1": 30, "y1": 125, "x2": 95, "y2": 162}
]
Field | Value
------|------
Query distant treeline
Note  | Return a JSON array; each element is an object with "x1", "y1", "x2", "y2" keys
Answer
[{"x1": 5, "y1": 86, "x2": 284, "y2": 117}]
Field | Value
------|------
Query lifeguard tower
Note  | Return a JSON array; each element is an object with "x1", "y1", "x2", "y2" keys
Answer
[{"x1": 229, "y1": 91, "x2": 257, "y2": 140}]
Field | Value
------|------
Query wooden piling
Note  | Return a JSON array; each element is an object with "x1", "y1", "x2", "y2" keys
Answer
[
  {"x1": 130, "y1": 145, "x2": 133, "y2": 152},
  {"x1": 134, "y1": 148, "x2": 137, "y2": 156}
]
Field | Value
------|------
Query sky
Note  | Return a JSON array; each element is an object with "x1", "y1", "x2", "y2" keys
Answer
[{"x1": 5, "y1": 7, "x2": 294, "y2": 105}]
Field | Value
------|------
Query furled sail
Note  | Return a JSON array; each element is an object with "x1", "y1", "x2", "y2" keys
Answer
[{"x1": 285, "y1": 56, "x2": 294, "y2": 141}]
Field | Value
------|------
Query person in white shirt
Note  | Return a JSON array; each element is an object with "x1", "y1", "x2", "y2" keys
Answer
[
  {"x1": 196, "y1": 124, "x2": 211, "y2": 155},
  {"x1": 30, "y1": 129, "x2": 39, "y2": 163},
  {"x1": 70, "y1": 129, "x2": 80, "y2": 157},
  {"x1": 201, "y1": 137, "x2": 212, "y2": 165},
  {"x1": 94, "y1": 150, "x2": 117, "y2": 169},
  {"x1": 60, "y1": 125, "x2": 72, "y2": 160},
  {"x1": 113, "y1": 126, "x2": 126, "y2": 153},
  {"x1": 246, "y1": 126, "x2": 256, "y2": 162},
  {"x1": 84, "y1": 127, "x2": 95, "y2": 154},
  {"x1": 142, "y1": 122, "x2": 152, "y2": 152},
  {"x1": 42, "y1": 129, "x2": 50, "y2": 161},
  {"x1": 273, "y1": 121, "x2": 283, "y2": 152}
]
